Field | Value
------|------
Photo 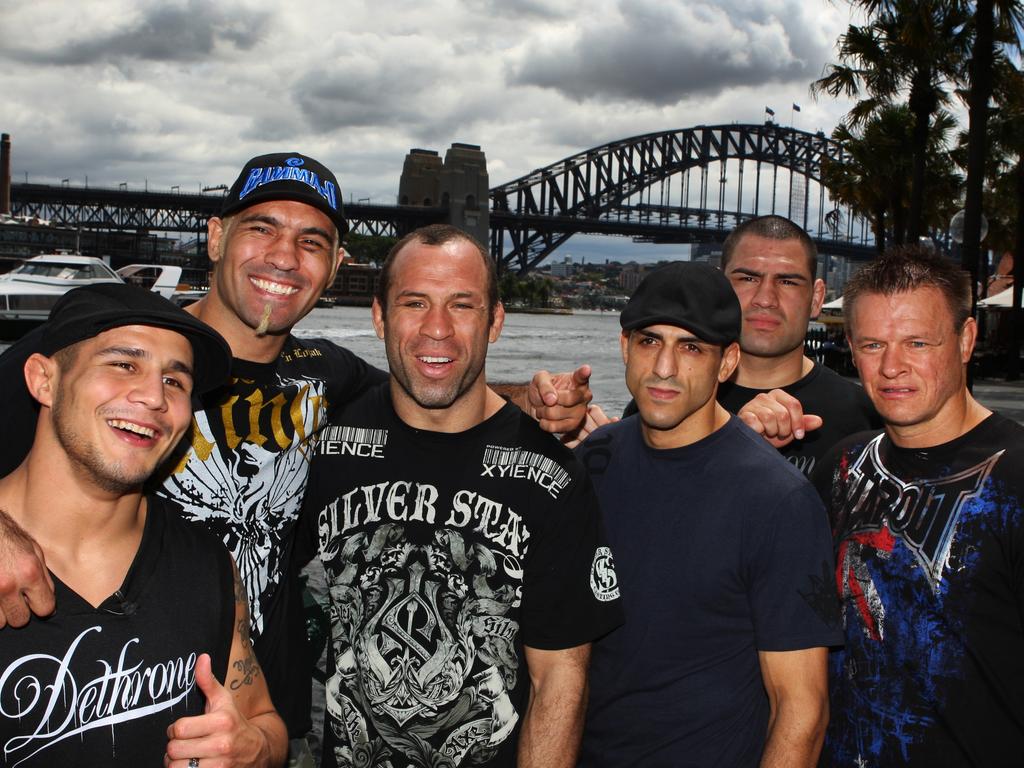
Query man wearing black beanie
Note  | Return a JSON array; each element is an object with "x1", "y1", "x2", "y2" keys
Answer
[{"x1": 0, "y1": 283, "x2": 287, "y2": 766}]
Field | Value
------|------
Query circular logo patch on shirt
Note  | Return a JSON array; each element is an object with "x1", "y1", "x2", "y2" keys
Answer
[{"x1": 590, "y1": 546, "x2": 620, "y2": 602}]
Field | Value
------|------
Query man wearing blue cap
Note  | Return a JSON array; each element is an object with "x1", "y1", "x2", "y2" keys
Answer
[
  {"x1": 0, "y1": 283, "x2": 287, "y2": 766},
  {"x1": 575, "y1": 262, "x2": 842, "y2": 767}
]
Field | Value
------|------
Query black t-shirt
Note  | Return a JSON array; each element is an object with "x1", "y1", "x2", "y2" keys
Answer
[
  {"x1": 812, "y1": 414, "x2": 1024, "y2": 767},
  {"x1": 717, "y1": 361, "x2": 881, "y2": 477},
  {"x1": 299, "y1": 384, "x2": 624, "y2": 768},
  {"x1": 575, "y1": 416, "x2": 843, "y2": 767},
  {"x1": 152, "y1": 335, "x2": 385, "y2": 736},
  {"x1": 0, "y1": 496, "x2": 234, "y2": 766}
]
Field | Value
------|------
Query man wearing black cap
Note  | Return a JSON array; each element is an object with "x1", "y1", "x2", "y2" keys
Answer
[
  {"x1": 0, "y1": 283, "x2": 287, "y2": 766},
  {"x1": 575, "y1": 262, "x2": 842, "y2": 767}
]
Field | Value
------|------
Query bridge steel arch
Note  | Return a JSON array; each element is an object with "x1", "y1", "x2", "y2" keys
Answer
[{"x1": 489, "y1": 123, "x2": 873, "y2": 273}]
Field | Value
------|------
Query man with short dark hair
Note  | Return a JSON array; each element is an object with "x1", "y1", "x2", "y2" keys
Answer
[
  {"x1": 719, "y1": 215, "x2": 879, "y2": 476},
  {"x1": 577, "y1": 262, "x2": 841, "y2": 767},
  {"x1": 0, "y1": 283, "x2": 287, "y2": 767},
  {"x1": 813, "y1": 246, "x2": 1024, "y2": 766},
  {"x1": 299, "y1": 224, "x2": 623, "y2": 767}
]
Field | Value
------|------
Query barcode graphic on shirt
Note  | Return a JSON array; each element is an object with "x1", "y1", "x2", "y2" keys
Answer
[
  {"x1": 318, "y1": 426, "x2": 388, "y2": 458},
  {"x1": 481, "y1": 445, "x2": 571, "y2": 498},
  {"x1": 322, "y1": 426, "x2": 388, "y2": 445}
]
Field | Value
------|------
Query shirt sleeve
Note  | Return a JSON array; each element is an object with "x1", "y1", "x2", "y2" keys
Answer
[
  {"x1": 519, "y1": 464, "x2": 624, "y2": 650},
  {"x1": 744, "y1": 482, "x2": 844, "y2": 651},
  {"x1": 323, "y1": 341, "x2": 388, "y2": 407}
]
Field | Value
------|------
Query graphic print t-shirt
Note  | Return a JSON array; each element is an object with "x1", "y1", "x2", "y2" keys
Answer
[
  {"x1": 299, "y1": 385, "x2": 624, "y2": 768},
  {"x1": 153, "y1": 335, "x2": 382, "y2": 734},
  {"x1": 813, "y1": 414, "x2": 1024, "y2": 767},
  {"x1": 0, "y1": 497, "x2": 234, "y2": 767},
  {"x1": 717, "y1": 361, "x2": 881, "y2": 477}
]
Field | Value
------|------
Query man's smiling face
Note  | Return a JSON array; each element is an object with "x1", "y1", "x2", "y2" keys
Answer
[{"x1": 206, "y1": 199, "x2": 339, "y2": 337}]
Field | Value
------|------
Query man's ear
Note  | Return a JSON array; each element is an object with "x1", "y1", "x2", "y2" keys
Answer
[
  {"x1": 959, "y1": 317, "x2": 978, "y2": 364},
  {"x1": 810, "y1": 278, "x2": 826, "y2": 319},
  {"x1": 24, "y1": 353, "x2": 58, "y2": 408},
  {"x1": 371, "y1": 298, "x2": 385, "y2": 340},
  {"x1": 488, "y1": 302, "x2": 505, "y2": 343},
  {"x1": 718, "y1": 342, "x2": 741, "y2": 383},
  {"x1": 328, "y1": 246, "x2": 345, "y2": 286},
  {"x1": 207, "y1": 217, "x2": 225, "y2": 264}
]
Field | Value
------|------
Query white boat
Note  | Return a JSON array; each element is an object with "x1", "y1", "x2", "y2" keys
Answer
[
  {"x1": 0, "y1": 253, "x2": 197, "y2": 340},
  {"x1": 116, "y1": 263, "x2": 204, "y2": 306}
]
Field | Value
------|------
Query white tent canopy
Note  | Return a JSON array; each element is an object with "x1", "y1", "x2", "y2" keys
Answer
[
  {"x1": 821, "y1": 296, "x2": 843, "y2": 310},
  {"x1": 979, "y1": 287, "x2": 1018, "y2": 308}
]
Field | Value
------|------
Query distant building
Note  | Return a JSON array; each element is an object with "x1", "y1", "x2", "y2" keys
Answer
[
  {"x1": 550, "y1": 256, "x2": 575, "y2": 278},
  {"x1": 398, "y1": 143, "x2": 489, "y2": 246},
  {"x1": 325, "y1": 262, "x2": 381, "y2": 306},
  {"x1": 618, "y1": 262, "x2": 647, "y2": 292},
  {"x1": 691, "y1": 241, "x2": 724, "y2": 268}
]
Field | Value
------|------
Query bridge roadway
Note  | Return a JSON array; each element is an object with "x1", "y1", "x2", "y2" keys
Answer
[{"x1": 9, "y1": 123, "x2": 879, "y2": 270}]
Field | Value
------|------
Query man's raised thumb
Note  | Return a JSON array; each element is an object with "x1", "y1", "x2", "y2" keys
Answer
[{"x1": 195, "y1": 652, "x2": 230, "y2": 711}]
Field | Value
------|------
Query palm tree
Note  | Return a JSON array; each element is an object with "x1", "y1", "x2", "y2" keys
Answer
[
  {"x1": 960, "y1": 0, "x2": 1024, "y2": 303},
  {"x1": 984, "y1": 57, "x2": 1024, "y2": 378},
  {"x1": 813, "y1": 1, "x2": 971, "y2": 241},
  {"x1": 825, "y1": 104, "x2": 959, "y2": 252}
]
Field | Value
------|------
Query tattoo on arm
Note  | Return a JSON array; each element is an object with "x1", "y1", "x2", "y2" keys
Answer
[{"x1": 229, "y1": 561, "x2": 263, "y2": 691}]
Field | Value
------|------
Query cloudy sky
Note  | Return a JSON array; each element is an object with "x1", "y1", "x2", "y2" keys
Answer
[{"x1": 0, "y1": 0, "x2": 861, "y2": 260}]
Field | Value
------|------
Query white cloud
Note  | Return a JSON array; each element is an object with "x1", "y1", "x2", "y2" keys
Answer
[{"x1": 0, "y1": 0, "x2": 854, "y2": 211}]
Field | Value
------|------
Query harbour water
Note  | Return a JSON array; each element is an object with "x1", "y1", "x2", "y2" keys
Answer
[{"x1": 5, "y1": 303, "x2": 1022, "y2": 423}]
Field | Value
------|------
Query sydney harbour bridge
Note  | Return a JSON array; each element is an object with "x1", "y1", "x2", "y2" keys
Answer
[{"x1": 8, "y1": 123, "x2": 875, "y2": 273}]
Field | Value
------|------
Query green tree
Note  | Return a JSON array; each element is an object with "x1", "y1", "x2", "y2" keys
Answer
[
  {"x1": 825, "y1": 104, "x2": 960, "y2": 251},
  {"x1": 959, "y1": 0, "x2": 1024, "y2": 304},
  {"x1": 982, "y1": 57, "x2": 1024, "y2": 377},
  {"x1": 342, "y1": 233, "x2": 397, "y2": 264},
  {"x1": 813, "y1": 1, "x2": 970, "y2": 241}
]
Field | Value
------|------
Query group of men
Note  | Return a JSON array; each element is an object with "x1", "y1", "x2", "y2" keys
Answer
[{"x1": 0, "y1": 148, "x2": 1021, "y2": 768}]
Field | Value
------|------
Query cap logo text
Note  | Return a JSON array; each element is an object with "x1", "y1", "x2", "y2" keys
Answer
[{"x1": 238, "y1": 163, "x2": 337, "y2": 212}]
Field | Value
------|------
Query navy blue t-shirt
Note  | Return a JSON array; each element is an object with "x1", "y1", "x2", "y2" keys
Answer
[{"x1": 575, "y1": 415, "x2": 843, "y2": 767}]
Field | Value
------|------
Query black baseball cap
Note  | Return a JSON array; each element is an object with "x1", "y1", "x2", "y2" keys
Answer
[
  {"x1": 620, "y1": 261, "x2": 741, "y2": 345},
  {"x1": 219, "y1": 152, "x2": 349, "y2": 238},
  {"x1": 0, "y1": 283, "x2": 232, "y2": 476}
]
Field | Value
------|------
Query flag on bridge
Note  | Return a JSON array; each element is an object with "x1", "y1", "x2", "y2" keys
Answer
[
  {"x1": 793, "y1": 103, "x2": 802, "y2": 112},
  {"x1": 765, "y1": 106, "x2": 775, "y2": 116}
]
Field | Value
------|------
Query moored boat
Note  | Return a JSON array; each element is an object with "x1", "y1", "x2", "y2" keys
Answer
[
  {"x1": 0, "y1": 254, "x2": 199, "y2": 340},
  {"x1": 0, "y1": 253, "x2": 123, "y2": 339}
]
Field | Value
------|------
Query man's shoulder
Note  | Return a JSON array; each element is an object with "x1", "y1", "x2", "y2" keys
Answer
[
  {"x1": 574, "y1": 415, "x2": 635, "y2": 464},
  {"x1": 147, "y1": 494, "x2": 234, "y2": 559},
  {"x1": 489, "y1": 401, "x2": 587, "y2": 469},
  {"x1": 724, "y1": 417, "x2": 819, "y2": 489},
  {"x1": 962, "y1": 413, "x2": 1024, "y2": 470},
  {"x1": 279, "y1": 335, "x2": 365, "y2": 367},
  {"x1": 326, "y1": 380, "x2": 390, "y2": 422}
]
